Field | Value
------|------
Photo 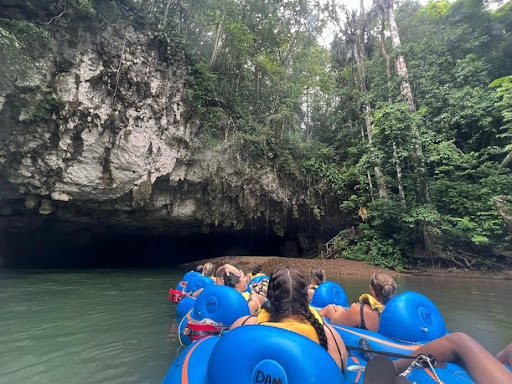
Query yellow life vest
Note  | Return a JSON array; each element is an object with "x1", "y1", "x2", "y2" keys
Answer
[
  {"x1": 358, "y1": 294, "x2": 385, "y2": 314},
  {"x1": 257, "y1": 307, "x2": 323, "y2": 324},
  {"x1": 309, "y1": 306, "x2": 324, "y2": 324},
  {"x1": 256, "y1": 308, "x2": 323, "y2": 344},
  {"x1": 257, "y1": 309, "x2": 320, "y2": 344},
  {"x1": 249, "y1": 272, "x2": 265, "y2": 279},
  {"x1": 241, "y1": 291, "x2": 251, "y2": 301}
]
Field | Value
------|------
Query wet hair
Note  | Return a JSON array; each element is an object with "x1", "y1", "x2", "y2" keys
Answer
[
  {"x1": 310, "y1": 268, "x2": 326, "y2": 286},
  {"x1": 215, "y1": 264, "x2": 239, "y2": 285},
  {"x1": 266, "y1": 267, "x2": 328, "y2": 350},
  {"x1": 370, "y1": 273, "x2": 397, "y2": 304},
  {"x1": 223, "y1": 271, "x2": 241, "y2": 288},
  {"x1": 251, "y1": 264, "x2": 262, "y2": 275},
  {"x1": 202, "y1": 263, "x2": 215, "y2": 277},
  {"x1": 196, "y1": 265, "x2": 204, "y2": 273}
]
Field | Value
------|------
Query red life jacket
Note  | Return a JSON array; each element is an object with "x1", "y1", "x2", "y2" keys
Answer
[
  {"x1": 169, "y1": 281, "x2": 188, "y2": 303},
  {"x1": 183, "y1": 312, "x2": 228, "y2": 342}
]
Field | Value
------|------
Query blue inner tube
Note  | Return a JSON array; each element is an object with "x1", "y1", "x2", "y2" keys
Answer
[
  {"x1": 175, "y1": 271, "x2": 202, "y2": 290},
  {"x1": 245, "y1": 275, "x2": 270, "y2": 293},
  {"x1": 178, "y1": 285, "x2": 251, "y2": 346},
  {"x1": 207, "y1": 325, "x2": 345, "y2": 384},
  {"x1": 186, "y1": 275, "x2": 215, "y2": 293},
  {"x1": 310, "y1": 281, "x2": 348, "y2": 308},
  {"x1": 162, "y1": 336, "x2": 220, "y2": 384},
  {"x1": 379, "y1": 291, "x2": 446, "y2": 343},
  {"x1": 176, "y1": 296, "x2": 196, "y2": 318},
  {"x1": 191, "y1": 285, "x2": 250, "y2": 325}
]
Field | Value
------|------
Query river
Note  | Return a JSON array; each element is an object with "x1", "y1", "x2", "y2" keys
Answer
[{"x1": 0, "y1": 269, "x2": 511, "y2": 383}]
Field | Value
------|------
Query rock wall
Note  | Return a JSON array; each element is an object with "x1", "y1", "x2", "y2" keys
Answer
[{"x1": 0, "y1": 0, "x2": 347, "y2": 261}]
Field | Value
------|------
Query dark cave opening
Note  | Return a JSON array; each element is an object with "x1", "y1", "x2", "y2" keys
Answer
[{"x1": 0, "y1": 224, "x2": 294, "y2": 268}]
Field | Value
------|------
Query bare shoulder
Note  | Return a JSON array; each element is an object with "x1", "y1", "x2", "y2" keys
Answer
[
  {"x1": 230, "y1": 315, "x2": 257, "y2": 330},
  {"x1": 323, "y1": 323, "x2": 348, "y2": 369},
  {"x1": 340, "y1": 302, "x2": 360, "y2": 315}
]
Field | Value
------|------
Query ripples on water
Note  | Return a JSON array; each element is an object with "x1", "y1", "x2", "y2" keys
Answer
[
  {"x1": 0, "y1": 270, "x2": 182, "y2": 384},
  {"x1": 0, "y1": 269, "x2": 511, "y2": 383}
]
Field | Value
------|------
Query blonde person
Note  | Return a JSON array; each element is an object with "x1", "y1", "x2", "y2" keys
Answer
[
  {"x1": 319, "y1": 273, "x2": 396, "y2": 332},
  {"x1": 202, "y1": 262, "x2": 215, "y2": 280},
  {"x1": 190, "y1": 263, "x2": 235, "y2": 297}
]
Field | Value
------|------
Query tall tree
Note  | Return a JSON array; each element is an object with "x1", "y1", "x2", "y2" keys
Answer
[{"x1": 325, "y1": 0, "x2": 389, "y2": 198}]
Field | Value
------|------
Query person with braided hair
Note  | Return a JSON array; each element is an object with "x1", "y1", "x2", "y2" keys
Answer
[
  {"x1": 320, "y1": 273, "x2": 397, "y2": 332},
  {"x1": 230, "y1": 267, "x2": 347, "y2": 371}
]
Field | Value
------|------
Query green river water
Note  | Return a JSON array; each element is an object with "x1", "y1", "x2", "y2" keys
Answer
[{"x1": 0, "y1": 269, "x2": 511, "y2": 384}]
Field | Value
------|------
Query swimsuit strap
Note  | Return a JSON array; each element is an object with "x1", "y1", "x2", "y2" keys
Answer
[
  {"x1": 324, "y1": 324, "x2": 345, "y2": 373},
  {"x1": 359, "y1": 301, "x2": 368, "y2": 331},
  {"x1": 241, "y1": 314, "x2": 257, "y2": 326}
]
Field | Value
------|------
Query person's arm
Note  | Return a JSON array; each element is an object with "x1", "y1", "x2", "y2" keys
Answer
[
  {"x1": 248, "y1": 292, "x2": 266, "y2": 313},
  {"x1": 307, "y1": 288, "x2": 315, "y2": 303},
  {"x1": 191, "y1": 288, "x2": 203, "y2": 298},
  {"x1": 320, "y1": 303, "x2": 361, "y2": 327},
  {"x1": 324, "y1": 323, "x2": 348, "y2": 371},
  {"x1": 394, "y1": 332, "x2": 512, "y2": 384}
]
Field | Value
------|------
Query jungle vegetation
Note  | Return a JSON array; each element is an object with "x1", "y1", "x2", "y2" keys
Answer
[{"x1": 21, "y1": 0, "x2": 512, "y2": 269}]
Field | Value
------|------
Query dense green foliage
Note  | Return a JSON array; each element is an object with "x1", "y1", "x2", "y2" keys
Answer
[{"x1": 131, "y1": 1, "x2": 512, "y2": 268}]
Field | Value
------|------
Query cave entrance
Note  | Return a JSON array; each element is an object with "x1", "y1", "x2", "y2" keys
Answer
[{"x1": 0, "y1": 225, "x2": 293, "y2": 268}]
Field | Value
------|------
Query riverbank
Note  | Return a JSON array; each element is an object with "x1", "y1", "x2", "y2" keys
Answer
[
  {"x1": 181, "y1": 256, "x2": 512, "y2": 280},
  {"x1": 181, "y1": 256, "x2": 399, "y2": 279}
]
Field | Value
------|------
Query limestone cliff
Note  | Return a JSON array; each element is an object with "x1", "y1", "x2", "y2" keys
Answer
[{"x1": 0, "y1": 0, "x2": 346, "y2": 261}]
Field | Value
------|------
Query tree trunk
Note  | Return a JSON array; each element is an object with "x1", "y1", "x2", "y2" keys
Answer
[
  {"x1": 380, "y1": 15, "x2": 405, "y2": 205},
  {"x1": 383, "y1": 0, "x2": 432, "y2": 249},
  {"x1": 209, "y1": 18, "x2": 224, "y2": 69},
  {"x1": 384, "y1": 0, "x2": 429, "y2": 201},
  {"x1": 362, "y1": 104, "x2": 388, "y2": 198},
  {"x1": 354, "y1": 0, "x2": 388, "y2": 199},
  {"x1": 392, "y1": 141, "x2": 406, "y2": 204},
  {"x1": 163, "y1": 0, "x2": 173, "y2": 25},
  {"x1": 385, "y1": 1, "x2": 415, "y2": 112}
]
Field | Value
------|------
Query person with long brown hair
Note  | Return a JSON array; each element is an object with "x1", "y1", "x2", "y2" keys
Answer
[
  {"x1": 214, "y1": 264, "x2": 266, "y2": 313},
  {"x1": 231, "y1": 267, "x2": 347, "y2": 371},
  {"x1": 307, "y1": 268, "x2": 326, "y2": 302},
  {"x1": 319, "y1": 273, "x2": 397, "y2": 332}
]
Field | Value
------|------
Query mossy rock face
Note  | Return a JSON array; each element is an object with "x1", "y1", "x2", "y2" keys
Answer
[
  {"x1": 132, "y1": 180, "x2": 153, "y2": 208},
  {"x1": 0, "y1": 0, "x2": 346, "y2": 258},
  {"x1": 0, "y1": 19, "x2": 53, "y2": 95},
  {"x1": 69, "y1": 0, "x2": 96, "y2": 16}
]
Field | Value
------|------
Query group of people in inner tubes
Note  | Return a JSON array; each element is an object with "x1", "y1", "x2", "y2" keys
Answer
[{"x1": 186, "y1": 263, "x2": 512, "y2": 383}]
